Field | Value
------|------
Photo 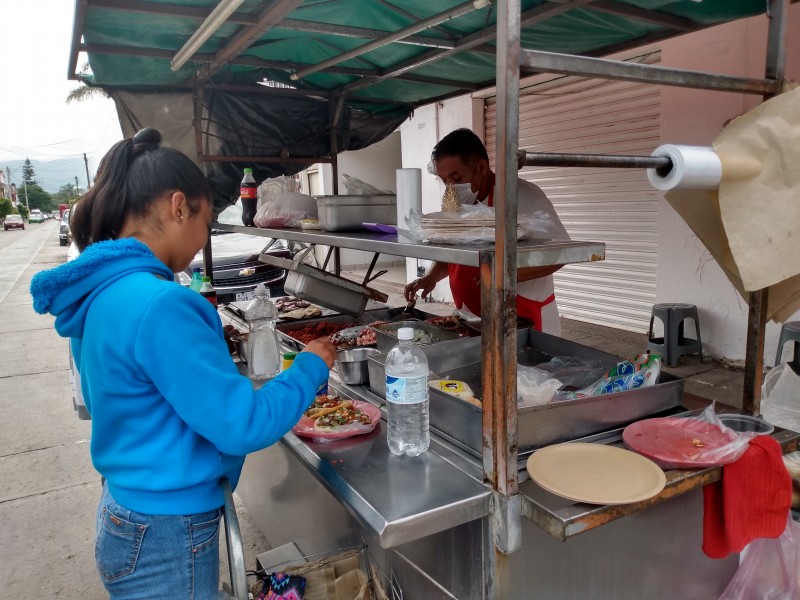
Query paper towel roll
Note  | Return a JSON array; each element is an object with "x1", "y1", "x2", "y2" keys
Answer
[
  {"x1": 396, "y1": 168, "x2": 422, "y2": 227},
  {"x1": 646, "y1": 145, "x2": 722, "y2": 191}
]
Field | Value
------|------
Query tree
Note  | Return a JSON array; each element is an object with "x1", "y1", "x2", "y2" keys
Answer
[
  {"x1": 21, "y1": 184, "x2": 54, "y2": 213},
  {"x1": 22, "y1": 158, "x2": 37, "y2": 187},
  {"x1": 0, "y1": 197, "x2": 12, "y2": 221},
  {"x1": 52, "y1": 183, "x2": 80, "y2": 205},
  {"x1": 66, "y1": 63, "x2": 110, "y2": 105},
  {"x1": 17, "y1": 204, "x2": 28, "y2": 220}
]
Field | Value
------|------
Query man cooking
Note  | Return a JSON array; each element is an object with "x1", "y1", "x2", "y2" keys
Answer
[{"x1": 403, "y1": 128, "x2": 570, "y2": 335}]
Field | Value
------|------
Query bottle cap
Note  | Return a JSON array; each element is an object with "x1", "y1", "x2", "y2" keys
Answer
[
  {"x1": 202, "y1": 276, "x2": 211, "y2": 282},
  {"x1": 397, "y1": 327, "x2": 414, "y2": 340},
  {"x1": 243, "y1": 167, "x2": 253, "y2": 174},
  {"x1": 192, "y1": 267, "x2": 202, "y2": 274},
  {"x1": 253, "y1": 283, "x2": 267, "y2": 296}
]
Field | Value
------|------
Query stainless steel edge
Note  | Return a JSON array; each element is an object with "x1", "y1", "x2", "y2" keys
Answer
[{"x1": 214, "y1": 222, "x2": 604, "y2": 268}]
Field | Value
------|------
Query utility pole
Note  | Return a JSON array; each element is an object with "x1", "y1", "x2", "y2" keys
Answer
[
  {"x1": 23, "y1": 180, "x2": 29, "y2": 212},
  {"x1": 83, "y1": 153, "x2": 91, "y2": 188},
  {"x1": 75, "y1": 176, "x2": 80, "y2": 196},
  {"x1": 4, "y1": 167, "x2": 10, "y2": 201}
]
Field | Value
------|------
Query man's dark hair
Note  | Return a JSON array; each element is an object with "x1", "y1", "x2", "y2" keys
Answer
[{"x1": 431, "y1": 128, "x2": 489, "y2": 164}]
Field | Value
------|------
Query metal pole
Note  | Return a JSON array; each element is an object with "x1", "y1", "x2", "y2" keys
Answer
[
  {"x1": 484, "y1": 1, "x2": 522, "y2": 596},
  {"x1": 23, "y1": 180, "x2": 29, "y2": 212},
  {"x1": 742, "y1": 0, "x2": 787, "y2": 415},
  {"x1": 518, "y1": 150, "x2": 672, "y2": 171},
  {"x1": 83, "y1": 153, "x2": 91, "y2": 188}
]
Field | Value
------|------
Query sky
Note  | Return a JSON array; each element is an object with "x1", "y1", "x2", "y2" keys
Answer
[{"x1": 0, "y1": 1, "x2": 122, "y2": 187}]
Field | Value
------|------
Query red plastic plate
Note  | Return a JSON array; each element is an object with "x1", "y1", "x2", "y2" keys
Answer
[
  {"x1": 623, "y1": 417, "x2": 741, "y2": 468},
  {"x1": 292, "y1": 400, "x2": 381, "y2": 441}
]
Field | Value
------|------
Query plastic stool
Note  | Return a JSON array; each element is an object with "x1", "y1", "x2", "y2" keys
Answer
[
  {"x1": 776, "y1": 321, "x2": 800, "y2": 365},
  {"x1": 647, "y1": 303, "x2": 703, "y2": 367}
]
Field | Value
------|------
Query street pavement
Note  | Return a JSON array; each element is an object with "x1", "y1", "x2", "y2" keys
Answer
[{"x1": 0, "y1": 221, "x2": 268, "y2": 599}]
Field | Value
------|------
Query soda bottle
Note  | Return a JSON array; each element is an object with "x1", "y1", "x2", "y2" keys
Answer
[
  {"x1": 385, "y1": 327, "x2": 430, "y2": 456},
  {"x1": 240, "y1": 168, "x2": 258, "y2": 227},
  {"x1": 243, "y1": 284, "x2": 280, "y2": 381},
  {"x1": 199, "y1": 276, "x2": 218, "y2": 307}
]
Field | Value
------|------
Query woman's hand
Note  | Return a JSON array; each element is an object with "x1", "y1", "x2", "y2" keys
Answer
[{"x1": 301, "y1": 337, "x2": 336, "y2": 369}]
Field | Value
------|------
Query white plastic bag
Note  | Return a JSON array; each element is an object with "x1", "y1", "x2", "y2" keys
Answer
[
  {"x1": 761, "y1": 363, "x2": 800, "y2": 433},
  {"x1": 517, "y1": 365, "x2": 562, "y2": 407},
  {"x1": 253, "y1": 192, "x2": 317, "y2": 228},
  {"x1": 217, "y1": 200, "x2": 243, "y2": 225},
  {"x1": 719, "y1": 514, "x2": 800, "y2": 600}
]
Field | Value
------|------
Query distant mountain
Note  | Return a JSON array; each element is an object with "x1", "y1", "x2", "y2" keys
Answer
[{"x1": 2, "y1": 157, "x2": 91, "y2": 194}]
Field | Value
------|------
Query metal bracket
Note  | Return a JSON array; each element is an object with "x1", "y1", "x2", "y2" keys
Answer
[
  {"x1": 490, "y1": 491, "x2": 522, "y2": 555},
  {"x1": 362, "y1": 252, "x2": 388, "y2": 286}
]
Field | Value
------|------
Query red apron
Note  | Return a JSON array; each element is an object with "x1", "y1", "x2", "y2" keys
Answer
[{"x1": 447, "y1": 188, "x2": 556, "y2": 331}]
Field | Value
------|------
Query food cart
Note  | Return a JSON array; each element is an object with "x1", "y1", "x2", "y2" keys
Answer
[{"x1": 69, "y1": 1, "x2": 799, "y2": 597}]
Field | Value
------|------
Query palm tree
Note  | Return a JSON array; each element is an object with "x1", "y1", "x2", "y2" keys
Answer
[{"x1": 66, "y1": 63, "x2": 110, "y2": 104}]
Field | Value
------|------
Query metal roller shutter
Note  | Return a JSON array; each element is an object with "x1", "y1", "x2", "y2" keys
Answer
[{"x1": 485, "y1": 51, "x2": 661, "y2": 332}]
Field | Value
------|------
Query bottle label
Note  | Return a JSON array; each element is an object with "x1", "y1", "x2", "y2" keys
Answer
[
  {"x1": 386, "y1": 375, "x2": 428, "y2": 404},
  {"x1": 240, "y1": 186, "x2": 258, "y2": 199}
]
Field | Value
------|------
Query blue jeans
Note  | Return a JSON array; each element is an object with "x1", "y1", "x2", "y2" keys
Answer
[{"x1": 96, "y1": 484, "x2": 223, "y2": 599}]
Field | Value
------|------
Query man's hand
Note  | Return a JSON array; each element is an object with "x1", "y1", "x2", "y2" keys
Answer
[
  {"x1": 404, "y1": 261, "x2": 449, "y2": 302},
  {"x1": 301, "y1": 337, "x2": 336, "y2": 369}
]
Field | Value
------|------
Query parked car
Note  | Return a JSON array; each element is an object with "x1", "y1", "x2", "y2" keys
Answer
[
  {"x1": 28, "y1": 209, "x2": 43, "y2": 223},
  {"x1": 4, "y1": 214, "x2": 24, "y2": 230},
  {"x1": 59, "y1": 210, "x2": 72, "y2": 246},
  {"x1": 177, "y1": 230, "x2": 292, "y2": 304}
]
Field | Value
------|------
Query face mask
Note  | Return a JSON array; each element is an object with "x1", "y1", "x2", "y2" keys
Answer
[{"x1": 454, "y1": 182, "x2": 478, "y2": 205}]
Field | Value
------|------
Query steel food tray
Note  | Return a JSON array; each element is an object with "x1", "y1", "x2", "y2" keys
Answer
[
  {"x1": 373, "y1": 320, "x2": 461, "y2": 352},
  {"x1": 367, "y1": 329, "x2": 683, "y2": 459},
  {"x1": 315, "y1": 194, "x2": 397, "y2": 231},
  {"x1": 277, "y1": 306, "x2": 439, "y2": 352}
]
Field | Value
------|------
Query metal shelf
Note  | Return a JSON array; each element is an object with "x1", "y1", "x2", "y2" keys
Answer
[{"x1": 213, "y1": 222, "x2": 605, "y2": 269}]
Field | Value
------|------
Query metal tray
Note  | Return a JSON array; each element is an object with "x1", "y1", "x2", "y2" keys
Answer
[
  {"x1": 277, "y1": 306, "x2": 439, "y2": 352},
  {"x1": 373, "y1": 320, "x2": 461, "y2": 352},
  {"x1": 315, "y1": 194, "x2": 396, "y2": 231},
  {"x1": 367, "y1": 329, "x2": 684, "y2": 458}
]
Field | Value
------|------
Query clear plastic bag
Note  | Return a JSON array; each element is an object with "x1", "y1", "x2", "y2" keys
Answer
[
  {"x1": 217, "y1": 200, "x2": 243, "y2": 225},
  {"x1": 253, "y1": 192, "x2": 317, "y2": 228},
  {"x1": 517, "y1": 365, "x2": 562, "y2": 407},
  {"x1": 401, "y1": 204, "x2": 560, "y2": 245},
  {"x1": 342, "y1": 174, "x2": 391, "y2": 195},
  {"x1": 718, "y1": 514, "x2": 800, "y2": 600},
  {"x1": 534, "y1": 356, "x2": 607, "y2": 389},
  {"x1": 257, "y1": 175, "x2": 297, "y2": 211},
  {"x1": 761, "y1": 363, "x2": 800, "y2": 433}
]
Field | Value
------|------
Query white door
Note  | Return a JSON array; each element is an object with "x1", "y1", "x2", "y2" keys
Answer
[{"x1": 485, "y1": 51, "x2": 661, "y2": 332}]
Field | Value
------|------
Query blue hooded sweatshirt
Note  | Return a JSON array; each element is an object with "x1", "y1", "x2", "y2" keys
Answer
[{"x1": 30, "y1": 238, "x2": 328, "y2": 515}]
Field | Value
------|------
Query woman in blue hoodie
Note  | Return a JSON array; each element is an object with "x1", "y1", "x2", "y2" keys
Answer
[{"x1": 30, "y1": 128, "x2": 335, "y2": 599}]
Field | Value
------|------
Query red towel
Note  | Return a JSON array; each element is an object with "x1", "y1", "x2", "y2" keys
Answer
[{"x1": 702, "y1": 435, "x2": 792, "y2": 559}]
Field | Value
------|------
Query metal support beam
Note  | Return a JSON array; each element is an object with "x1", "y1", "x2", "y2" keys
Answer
[
  {"x1": 329, "y1": 95, "x2": 345, "y2": 195},
  {"x1": 88, "y1": 0, "x2": 254, "y2": 25},
  {"x1": 742, "y1": 0, "x2": 788, "y2": 413},
  {"x1": 518, "y1": 150, "x2": 671, "y2": 171},
  {"x1": 278, "y1": 18, "x2": 457, "y2": 49},
  {"x1": 290, "y1": 0, "x2": 488, "y2": 81},
  {"x1": 519, "y1": 49, "x2": 782, "y2": 95},
  {"x1": 68, "y1": 0, "x2": 89, "y2": 79},
  {"x1": 546, "y1": 0, "x2": 696, "y2": 30},
  {"x1": 199, "y1": 155, "x2": 331, "y2": 165}
]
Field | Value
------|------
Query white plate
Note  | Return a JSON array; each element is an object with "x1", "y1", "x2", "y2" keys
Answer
[{"x1": 526, "y1": 442, "x2": 666, "y2": 505}]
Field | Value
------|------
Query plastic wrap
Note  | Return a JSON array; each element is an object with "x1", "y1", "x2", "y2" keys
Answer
[
  {"x1": 257, "y1": 175, "x2": 297, "y2": 210},
  {"x1": 718, "y1": 515, "x2": 800, "y2": 600},
  {"x1": 517, "y1": 365, "x2": 562, "y2": 407},
  {"x1": 342, "y1": 174, "x2": 391, "y2": 195},
  {"x1": 761, "y1": 363, "x2": 800, "y2": 433},
  {"x1": 253, "y1": 192, "x2": 317, "y2": 228},
  {"x1": 402, "y1": 204, "x2": 560, "y2": 245},
  {"x1": 534, "y1": 356, "x2": 607, "y2": 389},
  {"x1": 623, "y1": 403, "x2": 757, "y2": 469},
  {"x1": 557, "y1": 353, "x2": 661, "y2": 400}
]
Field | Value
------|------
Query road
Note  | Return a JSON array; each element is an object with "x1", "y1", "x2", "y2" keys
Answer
[{"x1": 0, "y1": 221, "x2": 267, "y2": 599}]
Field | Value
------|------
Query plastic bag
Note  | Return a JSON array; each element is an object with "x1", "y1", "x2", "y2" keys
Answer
[
  {"x1": 557, "y1": 353, "x2": 661, "y2": 400},
  {"x1": 217, "y1": 200, "x2": 243, "y2": 225},
  {"x1": 718, "y1": 514, "x2": 800, "y2": 600},
  {"x1": 342, "y1": 174, "x2": 391, "y2": 195},
  {"x1": 534, "y1": 356, "x2": 607, "y2": 389},
  {"x1": 257, "y1": 175, "x2": 297, "y2": 211},
  {"x1": 517, "y1": 365, "x2": 562, "y2": 407},
  {"x1": 761, "y1": 363, "x2": 800, "y2": 433},
  {"x1": 253, "y1": 192, "x2": 317, "y2": 228},
  {"x1": 401, "y1": 204, "x2": 560, "y2": 245}
]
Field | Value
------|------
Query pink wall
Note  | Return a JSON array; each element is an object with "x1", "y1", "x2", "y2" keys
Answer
[{"x1": 657, "y1": 4, "x2": 800, "y2": 363}]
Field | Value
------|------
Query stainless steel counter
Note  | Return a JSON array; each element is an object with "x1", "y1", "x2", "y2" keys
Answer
[
  {"x1": 278, "y1": 379, "x2": 491, "y2": 549},
  {"x1": 213, "y1": 222, "x2": 605, "y2": 268}
]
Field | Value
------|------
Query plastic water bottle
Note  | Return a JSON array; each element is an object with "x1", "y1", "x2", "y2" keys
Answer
[
  {"x1": 243, "y1": 284, "x2": 280, "y2": 381},
  {"x1": 385, "y1": 327, "x2": 430, "y2": 456},
  {"x1": 189, "y1": 267, "x2": 204, "y2": 292}
]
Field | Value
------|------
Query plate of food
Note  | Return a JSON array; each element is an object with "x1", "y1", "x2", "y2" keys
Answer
[{"x1": 293, "y1": 395, "x2": 381, "y2": 440}]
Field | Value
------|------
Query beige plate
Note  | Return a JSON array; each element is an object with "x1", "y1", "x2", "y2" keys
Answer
[{"x1": 526, "y1": 442, "x2": 666, "y2": 505}]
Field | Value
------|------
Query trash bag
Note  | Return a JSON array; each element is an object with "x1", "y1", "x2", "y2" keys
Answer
[{"x1": 718, "y1": 514, "x2": 800, "y2": 600}]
